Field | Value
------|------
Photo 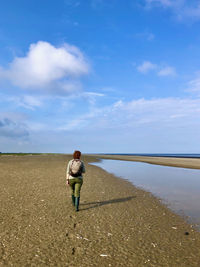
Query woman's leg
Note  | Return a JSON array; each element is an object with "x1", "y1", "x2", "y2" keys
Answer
[
  {"x1": 74, "y1": 178, "x2": 83, "y2": 197},
  {"x1": 74, "y1": 178, "x2": 83, "y2": 211},
  {"x1": 69, "y1": 179, "x2": 76, "y2": 206}
]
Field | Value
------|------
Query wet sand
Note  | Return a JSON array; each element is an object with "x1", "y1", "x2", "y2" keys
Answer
[
  {"x1": 0, "y1": 154, "x2": 200, "y2": 266},
  {"x1": 91, "y1": 154, "x2": 200, "y2": 170}
]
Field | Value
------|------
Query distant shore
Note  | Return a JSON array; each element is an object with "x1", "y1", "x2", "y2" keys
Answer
[
  {"x1": 1, "y1": 153, "x2": 200, "y2": 170},
  {"x1": 87, "y1": 154, "x2": 200, "y2": 170}
]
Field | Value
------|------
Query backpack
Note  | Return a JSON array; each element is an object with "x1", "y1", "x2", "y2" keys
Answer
[{"x1": 70, "y1": 159, "x2": 83, "y2": 177}]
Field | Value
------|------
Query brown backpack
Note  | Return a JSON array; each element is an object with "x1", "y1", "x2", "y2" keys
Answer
[{"x1": 70, "y1": 159, "x2": 83, "y2": 177}]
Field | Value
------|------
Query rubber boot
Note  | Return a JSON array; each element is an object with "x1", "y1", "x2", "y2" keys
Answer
[
  {"x1": 71, "y1": 195, "x2": 75, "y2": 206},
  {"x1": 75, "y1": 197, "x2": 80, "y2": 212}
]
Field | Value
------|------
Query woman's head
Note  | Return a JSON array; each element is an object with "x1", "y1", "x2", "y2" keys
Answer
[{"x1": 73, "y1": 150, "x2": 81, "y2": 159}]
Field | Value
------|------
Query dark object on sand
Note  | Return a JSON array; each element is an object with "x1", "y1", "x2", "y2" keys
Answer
[{"x1": 185, "y1": 232, "x2": 189, "y2": 235}]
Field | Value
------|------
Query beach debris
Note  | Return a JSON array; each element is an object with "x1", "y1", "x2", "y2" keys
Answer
[
  {"x1": 108, "y1": 233, "x2": 112, "y2": 236},
  {"x1": 172, "y1": 227, "x2": 177, "y2": 230},
  {"x1": 76, "y1": 234, "x2": 89, "y2": 241},
  {"x1": 41, "y1": 199, "x2": 45, "y2": 202},
  {"x1": 184, "y1": 232, "x2": 189, "y2": 235},
  {"x1": 151, "y1": 243, "x2": 156, "y2": 247},
  {"x1": 100, "y1": 254, "x2": 109, "y2": 257},
  {"x1": 144, "y1": 259, "x2": 150, "y2": 263}
]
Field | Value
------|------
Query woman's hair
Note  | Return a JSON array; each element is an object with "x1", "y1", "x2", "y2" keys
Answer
[{"x1": 73, "y1": 150, "x2": 81, "y2": 159}]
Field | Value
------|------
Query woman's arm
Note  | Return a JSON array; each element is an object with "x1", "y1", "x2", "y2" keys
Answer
[
  {"x1": 66, "y1": 161, "x2": 71, "y2": 184},
  {"x1": 82, "y1": 162, "x2": 86, "y2": 173}
]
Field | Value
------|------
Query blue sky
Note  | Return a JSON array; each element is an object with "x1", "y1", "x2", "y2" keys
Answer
[{"x1": 0, "y1": 0, "x2": 200, "y2": 153}]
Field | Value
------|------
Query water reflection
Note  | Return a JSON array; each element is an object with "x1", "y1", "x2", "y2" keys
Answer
[{"x1": 91, "y1": 159, "x2": 200, "y2": 227}]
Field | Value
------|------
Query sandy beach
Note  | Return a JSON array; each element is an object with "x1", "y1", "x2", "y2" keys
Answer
[
  {"x1": 1, "y1": 154, "x2": 200, "y2": 266},
  {"x1": 90, "y1": 154, "x2": 200, "y2": 170}
]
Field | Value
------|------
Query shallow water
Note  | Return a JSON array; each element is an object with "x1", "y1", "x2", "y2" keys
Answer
[{"x1": 91, "y1": 159, "x2": 200, "y2": 228}]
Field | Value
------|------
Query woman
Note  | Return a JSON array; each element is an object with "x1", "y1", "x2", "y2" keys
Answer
[{"x1": 66, "y1": 150, "x2": 85, "y2": 212}]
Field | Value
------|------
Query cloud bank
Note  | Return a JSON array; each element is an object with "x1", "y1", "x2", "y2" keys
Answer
[
  {"x1": 0, "y1": 118, "x2": 29, "y2": 138},
  {"x1": 58, "y1": 96, "x2": 200, "y2": 132}
]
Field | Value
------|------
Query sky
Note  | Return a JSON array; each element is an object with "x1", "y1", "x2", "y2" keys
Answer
[{"x1": 0, "y1": 0, "x2": 200, "y2": 153}]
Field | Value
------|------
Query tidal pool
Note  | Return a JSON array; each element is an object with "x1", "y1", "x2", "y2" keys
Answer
[{"x1": 91, "y1": 159, "x2": 200, "y2": 228}]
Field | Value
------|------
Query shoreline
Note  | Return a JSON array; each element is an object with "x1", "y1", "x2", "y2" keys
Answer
[
  {"x1": 85, "y1": 155, "x2": 200, "y2": 266},
  {"x1": 1, "y1": 154, "x2": 200, "y2": 266},
  {"x1": 87, "y1": 154, "x2": 200, "y2": 170},
  {"x1": 88, "y1": 156, "x2": 200, "y2": 231}
]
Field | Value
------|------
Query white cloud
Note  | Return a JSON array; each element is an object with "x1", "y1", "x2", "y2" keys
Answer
[
  {"x1": 135, "y1": 31, "x2": 155, "y2": 41},
  {"x1": 2, "y1": 94, "x2": 200, "y2": 151},
  {"x1": 137, "y1": 61, "x2": 157, "y2": 73},
  {"x1": 187, "y1": 72, "x2": 200, "y2": 94},
  {"x1": 183, "y1": 4, "x2": 200, "y2": 20},
  {"x1": 0, "y1": 41, "x2": 89, "y2": 93},
  {"x1": 0, "y1": 88, "x2": 105, "y2": 113},
  {"x1": 145, "y1": 0, "x2": 200, "y2": 21},
  {"x1": 58, "y1": 118, "x2": 88, "y2": 131},
  {"x1": 146, "y1": 0, "x2": 173, "y2": 8},
  {"x1": 0, "y1": 94, "x2": 43, "y2": 110},
  {"x1": 105, "y1": 97, "x2": 197, "y2": 129},
  {"x1": 26, "y1": 122, "x2": 47, "y2": 131},
  {"x1": 158, "y1": 66, "x2": 176, "y2": 76},
  {"x1": 84, "y1": 92, "x2": 105, "y2": 97},
  {"x1": 21, "y1": 95, "x2": 43, "y2": 109},
  {"x1": 57, "y1": 96, "x2": 200, "y2": 133},
  {"x1": 82, "y1": 91, "x2": 105, "y2": 105},
  {"x1": 137, "y1": 61, "x2": 176, "y2": 76}
]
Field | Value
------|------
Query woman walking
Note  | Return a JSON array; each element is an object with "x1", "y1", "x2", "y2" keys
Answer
[{"x1": 66, "y1": 151, "x2": 85, "y2": 212}]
